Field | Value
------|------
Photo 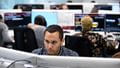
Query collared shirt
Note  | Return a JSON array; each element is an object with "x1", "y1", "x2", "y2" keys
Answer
[{"x1": 32, "y1": 46, "x2": 79, "y2": 56}]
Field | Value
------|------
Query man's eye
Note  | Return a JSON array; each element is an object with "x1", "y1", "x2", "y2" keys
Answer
[
  {"x1": 45, "y1": 40, "x2": 49, "y2": 43},
  {"x1": 51, "y1": 41, "x2": 57, "y2": 44}
]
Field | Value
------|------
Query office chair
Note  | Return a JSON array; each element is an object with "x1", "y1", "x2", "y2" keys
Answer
[
  {"x1": 13, "y1": 27, "x2": 38, "y2": 52},
  {"x1": 65, "y1": 35, "x2": 93, "y2": 57},
  {"x1": 13, "y1": 27, "x2": 26, "y2": 51},
  {"x1": 24, "y1": 27, "x2": 38, "y2": 52},
  {"x1": 0, "y1": 29, "x2": 3, "y2": 46}
]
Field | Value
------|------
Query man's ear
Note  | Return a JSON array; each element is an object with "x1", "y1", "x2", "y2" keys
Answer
[{"x1": 61, "y1": 39, "x2": 65, "y2": 46}]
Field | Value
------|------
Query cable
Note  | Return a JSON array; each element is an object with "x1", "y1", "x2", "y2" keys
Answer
[{"x1": 6, "y1": 60, "x2": 31, "y2": 68}]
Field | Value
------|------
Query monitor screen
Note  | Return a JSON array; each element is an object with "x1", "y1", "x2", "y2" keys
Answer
[
  {"x1": 13, "y1": 4, "x2": 44, "y2": 11},
  {"x1": 94, "y1": 5, "x2": 112, "y2": 10},
  {"x1": 105, "y1": 14, "x2": 120, "y2": 32},
  {"x1": 74, "y1": 14, "x2": 105, "y2": 31},
  {"x1": 32, "y1": 10, "x2": 58, "y2": 27},
  {"x1": 4, "y1": 12, "x2": 31, "y2": 29},
  {"x1": 50, "y1": 4, "x2": 83, "y2": 11},
  {"x1": 32, "y1": 4, "x2": 44, "y2": 9}
]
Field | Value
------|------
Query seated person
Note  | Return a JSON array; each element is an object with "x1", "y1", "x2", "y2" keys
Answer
[
  {"x1": 28, "y1": 15, "x2": 46, "y2": 48},
  {"x1": 58, "y1": 4, "x2": 69, "y2": 10},
  {"x1": 74, "y1": 15, "x2": 106, "y2": 57},
  {"x1": 112, "y1": 52, "x2": 120, "y2": 58},
  {"x1": 32, "y1": 25, "x2": 79, "y2": 56},
  {"x1": 0, "y1": 14, "x2": 14, "y2": 47}
]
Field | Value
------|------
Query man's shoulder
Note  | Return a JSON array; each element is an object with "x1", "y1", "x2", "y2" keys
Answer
[
  {"x1": 62, "y1": 47, "x2": 79, "y2": 56},
  {"x1": 32, "y1": 48, "x2": 43, "y2": 54}
]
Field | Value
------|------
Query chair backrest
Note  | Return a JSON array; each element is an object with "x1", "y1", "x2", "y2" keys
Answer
[
  {"x1": 13, "y1": 27, "x2": 38, "y2": 52},
  {"x1": 65, "y1": 35, "x2": 93, "y2": 57},
  {"x1": 0, "y1": 29, "x2": 3, "y2": 46},
  {"x1": 13, "y1": 27, "x2": 26, "y2": 51},
  {"x1": 24, "y1": 27, "x2": 38, "y2": 52}
]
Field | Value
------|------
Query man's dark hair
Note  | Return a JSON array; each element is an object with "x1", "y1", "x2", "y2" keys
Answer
[
  {"x1": 44, "y1": 25, "x2": 63, "y2": 41},
  {"x1": 34, "y1": 15, "x2": 47, "y2": 26}
]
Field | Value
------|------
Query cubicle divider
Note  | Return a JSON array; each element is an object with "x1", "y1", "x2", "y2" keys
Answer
[{"x1": 0, "y1": 47, "x2": 120, "y2": 68}]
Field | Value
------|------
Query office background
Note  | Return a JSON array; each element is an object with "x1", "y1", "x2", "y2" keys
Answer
[{"x1": 0, "y1": 0, "x2": 120, "y2": 9}]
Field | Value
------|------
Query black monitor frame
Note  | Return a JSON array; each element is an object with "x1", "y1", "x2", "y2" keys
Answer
[
  {"x1": 4, "y1": 12, "x2": 31, "y2": 29},
  {"x1": 105, "y1": 14, "x2": 120, "y2": 32}
]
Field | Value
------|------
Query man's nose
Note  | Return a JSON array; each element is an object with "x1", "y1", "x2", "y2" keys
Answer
[{"x1": 47, "y1": 43, "x2": 53, "y2": 49}]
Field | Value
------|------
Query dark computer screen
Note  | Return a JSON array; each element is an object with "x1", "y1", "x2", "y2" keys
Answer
[
  {"x1": 14, "y1": 4, "x2": 44, "y2": 11},
  {"x1": 4, "y1": 12, "x2": 31, "y2": 29},
  {"x1": 67, "y1": 5, "x2": 83, "y2": 12},
  {"x1": 32, "y1": 4, "x2": 44, "y2": 9},
  {"x1": 94, "y1": 5, "x2": 112, "y2": 10},
  {"x1": 74, "y1": 14, "x2": 105, "y2": 31},
  {"x1": 50, "y1": 4, "x2": 83, "y2": 12},
  {"x1": 105, "y1": 14, "x2": 120, "y2": 32}
]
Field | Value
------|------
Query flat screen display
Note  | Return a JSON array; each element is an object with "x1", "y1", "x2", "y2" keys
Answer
[
  {"x1": 105, "y1": 14, "x2": 120, "y2": 32},
  {"x1": 4, "y1": 12, "x2": 31, "y2": 29}
]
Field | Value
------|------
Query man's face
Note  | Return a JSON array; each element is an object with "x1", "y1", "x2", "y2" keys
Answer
[{"x1": 44, "y1": 31, "x2": 63, "y2": 55}]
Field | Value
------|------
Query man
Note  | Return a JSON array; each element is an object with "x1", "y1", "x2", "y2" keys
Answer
[
  {"x1": 27, "y1": 15, "x2": 46, "y2": 48},
  {"x1": 32, "y1": 25, "x2": 79, "y2": 56},
  {"x1": 0, "y1": 14, "x2": 13, "y2": 46}
]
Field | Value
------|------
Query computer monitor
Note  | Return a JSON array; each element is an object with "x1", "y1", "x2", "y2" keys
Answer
[
  {"x1": 74, "y1": 13, "x2": 105, "y2": 31},
  {"x1": 94, "y1": 4, "x2": 112, "y2": 10},
  {"x1": 105, "y1": 14, "x2": 120, "y2": 32},
  {"x1": 36, "y1": 55, "x2": 120, "y2": 68},
  {"x1": 32, "y1": 4, "x2": 44, "y2": 9},
  {"x1": 32, "y1": 10, "x2": 58, "y2": 27},
  {"x1": 50, "y1": 4, "x2": 83, "y2": 12},
  {"x1": 4, "y1": 11, "x2": 31, "y2": 29},
  {"x1": 57, "y1": 10, "x2": 82, "y2": 30},
  {"x1": 0, "y1": 9, "x2": 22, "y2": 20},
  {"x1": 13, "y1": 4, "x2": 44, "y2": 11}
]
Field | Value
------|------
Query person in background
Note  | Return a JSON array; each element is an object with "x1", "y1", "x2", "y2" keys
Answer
[
  {"x1": 74, "y1": 15, "x2": 106, "y2": 57},
  {"x1": 32, "y1": 25, "x2": 79, "y2": 56},
  {"x1": 112, "y1": 52, "x2": 120, "y2": 58},
  {"x1": 59, "y1": 4, "x2": 69, "y2": 10},
  {"x1": 74, "y1": 15, "x2": 93, "y2": 37},
  {"x1": 0, "y1": 14, "x2": 13, "y2": 47},
  {"x1": 27, "y1": 15, "x2": 47, "y2": 48}
]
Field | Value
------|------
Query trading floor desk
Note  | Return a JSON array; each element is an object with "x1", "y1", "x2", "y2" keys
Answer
[{"x1": 0, "y1": 47, "x2": 120, "y2": 68}]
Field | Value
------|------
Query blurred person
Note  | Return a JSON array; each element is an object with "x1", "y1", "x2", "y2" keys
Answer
[
  {"x1": 59, "y1": 4, "x2": 69, "y2": 10},
  {"x1": 0, "y1": 14, "x2": 13, "y2": 47},
  {"x1": 74, "y1": 15, "x2": 105, "y2": 57},
  {"x1": 28, "y1": 15, "x2": 47, "y2": 48},
  {"x1": 112, "y1": 52, "x2": 120, "y2": 58},
  {"x1": 32, "y1": 25, "x2": 79, "y2": 56}
]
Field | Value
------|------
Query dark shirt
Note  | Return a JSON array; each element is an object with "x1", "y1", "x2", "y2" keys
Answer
[{"x1": 32, "y1": 46, "x2": 79, "y2": 56}]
